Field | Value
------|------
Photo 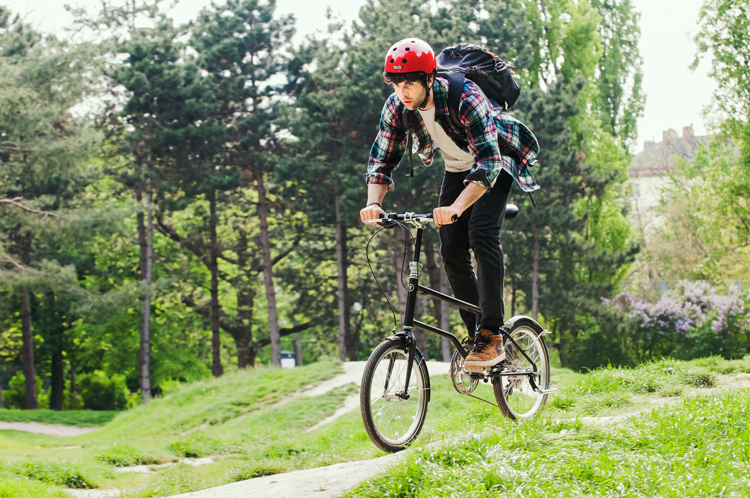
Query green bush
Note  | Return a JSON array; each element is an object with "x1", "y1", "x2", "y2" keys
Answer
[
  {"x1": 78, "y1": 372, "x2": 128, "y2": 411},
  {"x1": 65, "y1": 391, "x2": 83, "y2": 410},
  {"x1": 2, "y1": 374, "x2": 43, "y2": 409},
  {"x1": 126, "y1": 390, "x2": 141, "y2": 410}
]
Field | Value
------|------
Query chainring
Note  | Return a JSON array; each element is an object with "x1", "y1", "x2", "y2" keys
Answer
[{"x1": 450, "y1": 344, "x2": 479, "y2": 395}]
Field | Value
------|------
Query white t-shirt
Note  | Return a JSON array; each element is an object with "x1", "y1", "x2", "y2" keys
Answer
[{"x1": 418, "y1": 106, "x2": 474, "y2": 173}]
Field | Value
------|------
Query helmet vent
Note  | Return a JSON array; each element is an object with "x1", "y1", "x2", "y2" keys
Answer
[
  {"x1": 405, "y1": 47, "x2": 410, "y2": 51},
  {"x1": 402, "y1": 58, "x2": 407, "y2": 63}
]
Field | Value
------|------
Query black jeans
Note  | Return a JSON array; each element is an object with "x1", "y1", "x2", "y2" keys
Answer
[{"x1": 438, "y1": 169, "x2": 513, "y2": 337}]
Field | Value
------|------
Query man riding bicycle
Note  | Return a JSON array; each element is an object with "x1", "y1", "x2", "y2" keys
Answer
[{"x1": 359, "y1": 38, "x2": 540, "y2": 372}]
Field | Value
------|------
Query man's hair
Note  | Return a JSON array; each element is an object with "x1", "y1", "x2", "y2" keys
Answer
[{"x1": 383, "y1": 70, "x2": 436, "y2": 88}]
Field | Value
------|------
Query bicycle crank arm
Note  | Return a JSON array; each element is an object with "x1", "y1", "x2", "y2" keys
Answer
[{"x1": 488, "y1": 370, "x2": 541, "y2": 377}]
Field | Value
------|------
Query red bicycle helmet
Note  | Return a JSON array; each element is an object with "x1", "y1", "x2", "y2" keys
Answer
[{"x1": 384, "y1": 38, "x2": 436, "y2": 74}]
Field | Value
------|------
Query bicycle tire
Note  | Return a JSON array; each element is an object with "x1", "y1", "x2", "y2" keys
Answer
[
  {"x1": 360, "y1": 338, "x2": 430, "y2": 453},
  {"x1": 493, "y1": 319, "x2": 551, "y2": 420}
]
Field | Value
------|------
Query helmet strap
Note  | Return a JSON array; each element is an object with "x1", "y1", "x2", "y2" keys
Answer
[{"x1": 417, "y1": 75, "x2": 433, "y2": 110}]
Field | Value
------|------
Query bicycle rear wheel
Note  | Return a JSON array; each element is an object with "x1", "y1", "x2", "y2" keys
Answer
[
  {"x1": 360, "y1": 338, "x2": 429, "y2": 453},
  {"x1": 493, "y1": 320, "x2": 550, "y2": 420}
]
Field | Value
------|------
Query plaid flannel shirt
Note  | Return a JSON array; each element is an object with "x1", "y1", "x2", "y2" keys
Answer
[{"x1": 365, "y1": 76, "x2": 540, "y2": 192}]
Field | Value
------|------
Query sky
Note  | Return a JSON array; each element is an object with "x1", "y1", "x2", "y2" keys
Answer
[{"x1": 11, "y1": 0, "x2": 716, "y2": 153}]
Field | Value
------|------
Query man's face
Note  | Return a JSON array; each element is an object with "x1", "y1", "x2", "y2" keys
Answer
[{"x1": 392, "y1": 78, "x2": 429, "y2": 111}]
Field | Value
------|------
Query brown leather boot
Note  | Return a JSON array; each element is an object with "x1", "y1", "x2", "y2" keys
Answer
[{"x1": 464, "y1": 329, "x2": 505, "y2": 372}]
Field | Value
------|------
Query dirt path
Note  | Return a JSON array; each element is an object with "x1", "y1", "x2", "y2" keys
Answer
[
  {"x1": 0, "y1": 421, "x2": 97, "y2": 437},
  {"x1": 169, "y1": 453, "x2": 406, "y2": 498}
]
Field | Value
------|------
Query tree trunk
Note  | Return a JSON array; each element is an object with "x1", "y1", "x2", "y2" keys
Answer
[
  {"x1": 424, "y1": 240, "x2": 449, "y2": 361},
  {"x1": 248, "y1": 344, "x2": 259, "y2": 368},
  {"x1": 18, "y1": 229, "x2": 38, "y2": 410},
  {"x1": 532, "y1": 225, "x2": 540, "y2": 321},
  {"x1": 423, "y1": 241, "x2": 442, "y2": 325},
  {"x1": 511, "y1": 274, "x2": 517, "y2": 318},
  {"x1": 235, "y1": 329, "x2": 252, "y2": 369},
  {"x1": 209, "y1": 191, "x2": 224, "y2": 377},
  {"x1": 255, "y1": 168, "x2": 282, "y2": 367},
  {"x1": 138, "y1": 180, "x2": 153, "y2": 402},
  {"x1": 294, "y1": 332, "x2": 303, "y2": 366},
  {"x1": 439, "y1": 260, "x2": 451, "y2": 362},
  {"x1": 0, "y1": 381, "x2": 4, "y2": 409},
  {"x1": 50, "y1": 341, "x2": 64, "y2": 411},
  {"x1": 234, "y1": 226, "x2": 254, "y2": 369},
  {"x1": 334, "y1": 194, "x2": 352, "y2": 361},
  {"x1": 20, "y1": 288, "x2": 38, "y2": 409}
]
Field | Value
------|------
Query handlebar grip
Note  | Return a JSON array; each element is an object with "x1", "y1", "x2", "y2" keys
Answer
[{"x1": 451, "y1": 214, "x2": 458, "y2": 223}]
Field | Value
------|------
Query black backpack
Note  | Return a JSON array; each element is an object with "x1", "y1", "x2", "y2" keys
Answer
[
  {"x1": 436, "y1": 43, "x2": 521, "y2": 131},
  {"x1": 401, "y1": 44, "x2": 521, "y2": 174}
]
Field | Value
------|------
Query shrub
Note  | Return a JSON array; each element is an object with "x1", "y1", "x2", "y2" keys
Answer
[
  {"x1": 2, "y1": 374, "x2": 43, "y2": 409},
  {"x1": 604, "y1": 282, "x2": 750, "y2": 362},
  {"x1": 78, "y1": 372, "x2": 128, "y2": 411},
  {"x1": 65, "y1": 391, "x2": 83, "y2": 410}
]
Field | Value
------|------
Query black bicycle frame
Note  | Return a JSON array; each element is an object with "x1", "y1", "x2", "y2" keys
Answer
[{"x1": 394, "y1": 222, "x2": 539, "y2": 397}]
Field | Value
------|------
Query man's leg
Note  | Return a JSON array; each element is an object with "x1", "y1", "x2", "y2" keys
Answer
[
  {"x1": 468, "y1": 170, "x2": 514, "y2": 332},
  {"x1": 438, "y1": 171, "x2": 478, "y2": 337}
]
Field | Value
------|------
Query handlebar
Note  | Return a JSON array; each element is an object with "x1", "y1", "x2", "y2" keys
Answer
[
  {"x1": 381, "y1": 212, "x2": 434, "y2": 221},
  {"x1": 364, "y1": 204, "x2": 519, "y2": 225}
]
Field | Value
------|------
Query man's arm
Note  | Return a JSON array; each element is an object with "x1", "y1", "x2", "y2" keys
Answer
[
  {"x1": 360, "y1": 183, "x2": 388, "y2": 225},
  {"x1": 433, "y1": 183, "x2": 488, "y2": 227}
]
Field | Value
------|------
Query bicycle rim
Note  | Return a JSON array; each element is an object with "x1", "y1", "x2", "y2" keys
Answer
[
  {"x1": 494, "y1": 325, "x2": 550, "y2": 419},
  {"x1": 363, "y1": 342, "x2": 428, "y2": 450}
]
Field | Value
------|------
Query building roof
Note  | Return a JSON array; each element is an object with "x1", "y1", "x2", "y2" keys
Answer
[{"x1": 629, "y1": 126, "x2": 707, "y2": 177}]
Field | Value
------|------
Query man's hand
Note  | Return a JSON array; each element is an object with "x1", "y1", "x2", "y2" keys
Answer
[
  {"x1": 433, "y1": 183, "x2": 489, "y2": 227},
  {"x1": 433, "y1": 206, "x2": 462, "y2": 227},
  {"x1": 360, "y1": 203, "x2": 386, "y2": 225}
]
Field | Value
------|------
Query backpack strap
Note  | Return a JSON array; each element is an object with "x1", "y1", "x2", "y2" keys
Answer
[
  {"x1": 444, "y1": 71, "x2": 466, "y2": 133},
  {"x1": 402, "y1": 108, "x2": 415, "y2": 177}
]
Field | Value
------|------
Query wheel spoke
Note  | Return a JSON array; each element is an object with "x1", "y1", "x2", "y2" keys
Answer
[
  {"x1": 494, "y1": 326, "x2": 550, "y2": 420},
  {"x1": 364, "y1": 344, "x2": 427, "y2": 449}
]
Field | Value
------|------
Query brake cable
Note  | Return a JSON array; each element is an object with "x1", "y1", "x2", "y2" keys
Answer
[{"x1": 365, "y1": 218, "x2": 417, "y2": 332}]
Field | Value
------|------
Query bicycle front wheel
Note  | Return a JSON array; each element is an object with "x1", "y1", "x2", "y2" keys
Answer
[
  {"x1": 360, "y1": 339, "x2": 429, "y2": 453},
  {"x1": 493, "y1": 320, "x2": 551, "y2": 420}
]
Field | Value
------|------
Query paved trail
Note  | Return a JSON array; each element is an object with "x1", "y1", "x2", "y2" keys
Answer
[
  {"x1": 170, "y1": 453, "x2": 406, "y2": 498},
  {"x1": 0, "y1": 421, "x2": 97, "y2": 437}
]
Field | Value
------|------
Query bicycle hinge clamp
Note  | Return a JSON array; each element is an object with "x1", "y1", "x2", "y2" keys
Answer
[{"x1": 408, "y1": 261, "x2": 422, "y2": 279}]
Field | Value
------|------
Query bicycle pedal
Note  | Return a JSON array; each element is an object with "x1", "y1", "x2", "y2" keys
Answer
[{"x1": 490, "y1": 360, "x2": 510, "y2": 373}]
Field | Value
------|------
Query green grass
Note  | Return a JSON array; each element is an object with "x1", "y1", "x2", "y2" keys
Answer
[
  {"x1": 0, "y1": 478, "x2": 69, "y2": 498},
  {"x1": 1, "y1": 355, "x2": 749, "y2": 497},
  {"x1": 0, "y1": 409, "x2": 119, "y2": 427},
  {"x1": 0, "y1": 360, "x2": 346, "y2": 497},
  {"x1": 347, "y1": 387, "x2": 750, "y2": 497}
]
